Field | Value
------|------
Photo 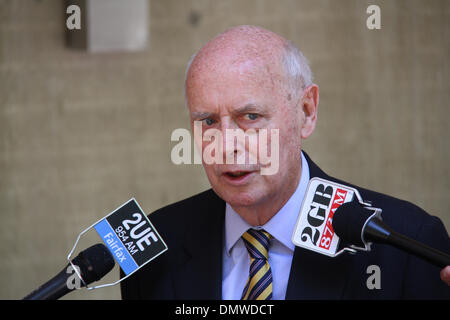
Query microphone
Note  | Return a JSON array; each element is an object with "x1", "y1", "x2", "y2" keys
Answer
[
  {"x1": 23, "y1": 243, "x2": 115, "y2": 300},
  {"x1": 333, "y1": 201, "x2": 450, "y2": 268}
]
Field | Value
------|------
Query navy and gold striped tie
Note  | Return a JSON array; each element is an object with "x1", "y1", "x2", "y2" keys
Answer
[{"x1": 241, "y1": 229, "x2": 273, "y2": 300}]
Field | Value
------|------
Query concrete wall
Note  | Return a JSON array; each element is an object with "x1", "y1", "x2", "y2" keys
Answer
[{"x1": 0, "y1": 0, "x2": 448, "y2": 299}]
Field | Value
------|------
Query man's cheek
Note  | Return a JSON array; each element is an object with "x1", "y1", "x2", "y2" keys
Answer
[{"x1": 259, "y1": 129, "x2": 280, "y2": 175}]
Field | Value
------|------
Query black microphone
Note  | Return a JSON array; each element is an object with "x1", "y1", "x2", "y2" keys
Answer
[
  {"x1": 333, "y1": 201, "x2": 450, "y2": 268},
  {"x1": 23, "y1": 243, "x2": 115, "y2": 300}
]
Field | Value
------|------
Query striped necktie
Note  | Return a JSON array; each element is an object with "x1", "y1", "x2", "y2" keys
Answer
[{"x1": 241, "y1": 229, "x2": 273, "y2": 300}]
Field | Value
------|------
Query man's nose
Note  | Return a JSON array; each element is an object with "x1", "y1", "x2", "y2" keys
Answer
[{"x1": 220, "y1": 118, "x2": 244, "y2": 162}]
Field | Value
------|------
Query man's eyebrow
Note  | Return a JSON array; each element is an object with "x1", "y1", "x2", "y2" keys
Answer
[
  {"x1": 190, "y1": 111, "x2": 216, "y2": 119},
  {"x1": 190, "y1": 104, "x2": 267, "y2": 119},
  {"x1": 233, "y1": 104, "x2": 267, "y2": 115}
]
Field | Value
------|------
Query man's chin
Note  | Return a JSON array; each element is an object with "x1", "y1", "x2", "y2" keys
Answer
[{"x1": 213, "y1": 187, "x2": 263, "y2": 208}]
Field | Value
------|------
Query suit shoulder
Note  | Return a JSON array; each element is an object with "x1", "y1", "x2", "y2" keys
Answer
[
  {"x1": 329, "y1": 175, "x2": 448, "y2": 241},
  {"x1": 146, "y1": 188, "x2": 225, "y2": 247},
  {"x1": 121, "y1": 189, "x2": 225, "y2": 299},
  {"x1": 149, "y1": 189, "x2": 222, "y2": 221},
  {"x1": 305, "y1": 153, "x2": 432, "y2": 226}
]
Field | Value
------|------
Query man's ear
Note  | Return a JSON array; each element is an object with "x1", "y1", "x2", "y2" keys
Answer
[{"x1": 300, "y1": 84, "x2": 319, "y2": 139}]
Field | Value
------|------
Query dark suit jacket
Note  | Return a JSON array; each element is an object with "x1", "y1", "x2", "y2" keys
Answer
[{"x1": 120, "y1": 153, "x2": 450, "y2": 299}]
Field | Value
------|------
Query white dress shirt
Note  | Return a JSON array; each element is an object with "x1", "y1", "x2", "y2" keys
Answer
[{"x1": 222, "y1": 152, "x2": 310, "y2": 300}]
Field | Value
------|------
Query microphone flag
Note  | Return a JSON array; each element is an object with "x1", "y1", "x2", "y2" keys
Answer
[
  {"x1": 292, "y1": 178, "x2": 379, "y2": 257},
  {"x1": 93, "y1": 198, "x2": 168, "y2": 276}
]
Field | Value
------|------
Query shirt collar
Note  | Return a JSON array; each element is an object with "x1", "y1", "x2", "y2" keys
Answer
[{"x1": 225, "y1": 151, "x2": 310, "y2": 255}]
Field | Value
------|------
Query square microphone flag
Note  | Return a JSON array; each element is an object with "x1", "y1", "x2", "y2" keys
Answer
[{"x1": 94, "y1": 199, "x2": 168, "y2": 276}]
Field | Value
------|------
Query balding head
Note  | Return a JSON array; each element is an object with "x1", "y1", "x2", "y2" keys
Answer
[{"x1": 185, "y1": 25, "x2": 312, "y2": 107}]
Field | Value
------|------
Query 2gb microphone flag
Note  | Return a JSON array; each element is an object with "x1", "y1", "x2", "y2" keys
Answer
[
  {"x1": 292, "y1": 178, "x2": 362, "y2": 257},
  {"x1": 94, "y1": 199, "x2": 168, "y2": 276}
]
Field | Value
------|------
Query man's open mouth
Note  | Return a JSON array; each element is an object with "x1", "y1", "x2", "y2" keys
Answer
[{"x1": 225, "y1": 171, "x2": 250, "y2": 178}]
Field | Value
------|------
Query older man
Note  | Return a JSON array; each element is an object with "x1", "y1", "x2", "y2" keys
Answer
[{"x1": 121, "y1": 25, "x2": 450, "y2": 299}]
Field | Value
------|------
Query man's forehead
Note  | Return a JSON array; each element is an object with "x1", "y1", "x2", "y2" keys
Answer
[
  {"x1": 192, "y1": 58, "x2": 276, "y2": 86},
  {"x1": 185, "y1": 26, "x2": 292, "y2": 111},
  {"x1": 187, "y1": 26, "x2": 287, "y2": 80},
  {"x1": 185, "y1": 59, "x2": 288, "y2": 114}
]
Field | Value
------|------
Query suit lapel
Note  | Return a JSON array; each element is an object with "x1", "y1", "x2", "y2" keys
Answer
[
  {"x1": 286, "y1": 246, "x2": 352, "y2": 299},
  {"x1": 172, "y1": 190, "x2": 225, "y2": 299},
  {"x1": 286, "y1": 152, "x2": 354, "y2": 299}
]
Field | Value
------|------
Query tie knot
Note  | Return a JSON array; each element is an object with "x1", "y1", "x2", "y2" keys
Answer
[{"x1": 242, "y1": 229, "x2": 272, "y2": 260}]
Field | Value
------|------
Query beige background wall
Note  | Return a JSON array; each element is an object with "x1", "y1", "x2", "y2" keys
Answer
[{"x1": 0, "y1": 0, "x2": 448, "y2": 299}]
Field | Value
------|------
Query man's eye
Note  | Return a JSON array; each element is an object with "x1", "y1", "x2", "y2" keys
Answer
[
  {"x1": 203, "y1": 118, "x2": 216, "y2": 126},
  {"x1": 245, "y1": 113, "x2": 259, "y2": 120}
]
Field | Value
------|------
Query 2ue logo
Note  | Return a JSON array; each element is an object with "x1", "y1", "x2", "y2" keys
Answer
[{"x1": 94, "y1": 199, "x2": 168, "y2": 276}]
